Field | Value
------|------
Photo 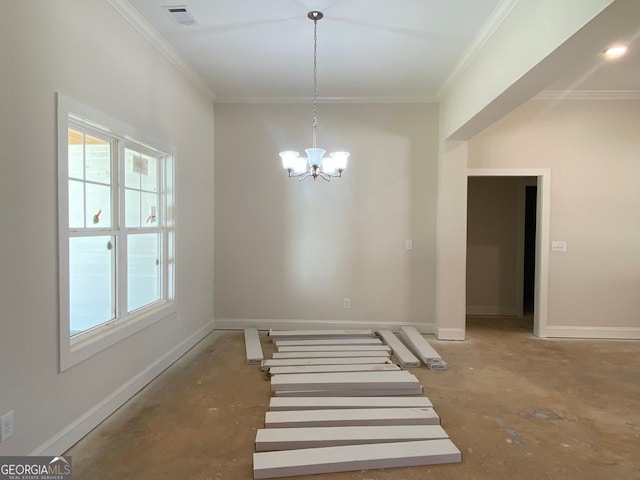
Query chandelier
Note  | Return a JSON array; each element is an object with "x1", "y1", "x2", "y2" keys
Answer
[{"x1": 279, "y1": 11, "x2": 350, "y2": 182}]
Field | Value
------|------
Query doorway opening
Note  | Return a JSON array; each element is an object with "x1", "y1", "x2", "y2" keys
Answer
[{"x1": 465, "y1": 168, "x2": 550, "y2": 337}]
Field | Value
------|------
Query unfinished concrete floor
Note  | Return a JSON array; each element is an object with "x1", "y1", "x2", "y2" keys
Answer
[{"x1": 66, "y1": 317, "x2": 640, "y2": 479}]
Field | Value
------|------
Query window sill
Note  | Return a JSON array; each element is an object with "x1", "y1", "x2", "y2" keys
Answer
[{"x1": 60, "y1": 301, "x2": 176, "y2": 372}]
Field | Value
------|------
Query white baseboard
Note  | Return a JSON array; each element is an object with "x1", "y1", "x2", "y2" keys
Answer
[
  {"x1": 436, "y1": 328, "x2": 465, "y2": 341},
  {"x1": 215, "y1": 318, "x2": 436, "y2": 335},
  {"x1": 466, "y1": 306, "x2": 520, "y2": 316},
  {"x1": 545, "y1": 325, "x2": 640, "y2": 340},
  {"x1": 31, "y1": 319, "x2": 216, "y2": 456}
]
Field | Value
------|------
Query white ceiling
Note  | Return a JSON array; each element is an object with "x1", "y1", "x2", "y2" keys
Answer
[{"x1": 124, "y1": 0, "x2": 640, "y2": 102}]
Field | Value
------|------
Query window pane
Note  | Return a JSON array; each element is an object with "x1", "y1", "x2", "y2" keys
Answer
[
  {"x1": 85, "y1": 135, "x2": 111, "y2": 184},
  {"x1": 141, "y1": 191, "x2": 159, "y2": 226},
  {"x1": 128, "y1": 233, "x2": 161, "y2": 312},
  {"x1": 125, "y1": 189, "x2": 141, "y2": 227},
  {"x1": 140, "y1": 155, "x2": 158, "y2": 192},
  {"x1": 69, "y1": 180, "x2": 85, "y2": 228},
  {"x1": 68, "y1": 129, "x2": 84, "y2": 180},
  {"x1": 86, "y1": 183, "x2": 111, "y2": 228},
  {"x1": 69, "y1": 236, "x2": 115, "y2": 335}
]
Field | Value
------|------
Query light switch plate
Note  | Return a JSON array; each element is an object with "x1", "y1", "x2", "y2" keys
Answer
[{"x1": 551, "y1": 240, "x2": 567, "y2": 252}]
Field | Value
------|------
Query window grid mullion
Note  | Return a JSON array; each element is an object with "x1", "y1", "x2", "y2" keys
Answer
[{"x1": 117, "y1": 140, "x2": 127, "y2": 319}]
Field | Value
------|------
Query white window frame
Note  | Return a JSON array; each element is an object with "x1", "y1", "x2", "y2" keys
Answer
[{"x1": 57, "y1": 94, "x2": 176, "y2": 371}]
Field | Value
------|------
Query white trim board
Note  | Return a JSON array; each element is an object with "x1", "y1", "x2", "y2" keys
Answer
[
  {"x1": 274, "y1": 339, "x2": 383, "y2": 347},
  {"x1": 255, "y1": 425, "x2": 449, "y2": 451},
  {"x1": 399, "y1": 326, "x2": 443, "y2": 365},
  {"x1": 244, "y1": 328, "x2": 264, "y2": 364},
  {"x1": 253, "y1": 439, "x2": 462, "y2": 479},
  {"x1": 272, "y1": 351, "x2": 390, "y2": 359},
  {"x1": 31, "y1": 320, "x2": 216, "y2": 456},
  {"x1": 270, "y1": 371, "x2": 420, "y2": 392},
  {"x1": 261, "y1": 357, "x2": 393, "y2": 371},
  {"x1": 545, "y1": 326, "x2": 640, "y2": 340},
  {"x1": 269, "y1": 329, "x2": 375, "y2": 340},
  {"x1": 214, "y1": 318, "x2": 436, "y2": 335},
  {"x1": 274, "y1": 387, "x2": 423, "y2": 397},
  {"x1": 268, "y1": 364, "x2": 400, "y2": 375},
  {"x1": 436, "y1": 327, "x2": 465, "y2": 341},
  {"x1": 264, "y1": 408, "x2": 439, "y2": 428},
  {"x1": 277, "y1": 345, "x2": 391, "y2": 353},
  {"x1": 377, "y1": 330, "x2": 420, "y2": 367},
  {"x1": 269, "y1": 396, "x2": 433, "y2": 411}
]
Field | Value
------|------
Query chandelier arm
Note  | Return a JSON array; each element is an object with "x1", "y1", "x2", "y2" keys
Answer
[
  {"x1": 287, "y1": 170, "x2": 306, "y2": 178},
  {"x1": 298, "y1": 172, "x2": 312, "y2": 182}
]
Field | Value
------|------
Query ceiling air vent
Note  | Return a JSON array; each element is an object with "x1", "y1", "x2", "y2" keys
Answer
[{"x1": 163, "y1": 5, "x2": 198, "y2": 26}]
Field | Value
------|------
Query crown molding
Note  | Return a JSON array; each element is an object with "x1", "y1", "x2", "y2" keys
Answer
[
  {"x1": 213, "y1": 96, "x2": 439, "y2": 104},
  {"x1": 533, "y1": 90, "x2": 640, "y2": 100},
  {"x1": 107, "y1": 0, "x2": 216, "y2": 101},
  {"x1": 437, "y1": 0, "x2": 521, "y2": 98}
]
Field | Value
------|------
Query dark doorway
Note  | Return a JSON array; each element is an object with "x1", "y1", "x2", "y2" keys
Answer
[{"x1": 523, "y1": 185, "x2": 537, "y2": 314}]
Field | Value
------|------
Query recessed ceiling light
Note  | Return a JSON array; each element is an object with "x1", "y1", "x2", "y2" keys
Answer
[{"x1": 603, "y1": 44, "x2": 628, "y2": 59}]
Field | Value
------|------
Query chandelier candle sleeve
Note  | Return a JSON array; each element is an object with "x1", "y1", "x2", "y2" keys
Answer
[{"x1": 278, "y1": 11, "x2": 350, "y2": 182}]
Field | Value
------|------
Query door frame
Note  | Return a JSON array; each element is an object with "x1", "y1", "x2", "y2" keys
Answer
[{"x1": 467, "y1": 168, "x2": 550, "y2": 337}]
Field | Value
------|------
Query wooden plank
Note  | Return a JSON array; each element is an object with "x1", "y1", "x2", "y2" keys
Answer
[
  {"x1": 399, "y1": 326, "x2": 444, "y2": 367},
  {"x1": 277, "y1": 345, "x2": 391, "y2": 353},
  {"x1": 244, "y1": 328, "x2": 264, "y2": 364},
  {"x1": 264, "y1": 407, "x2": 439, "y2": 428},
  {"x1": 261, "y1": 357, "x2": 392, "y2": 371},
  {"x1": 274, "y1": 387, "x2": 423, "y2": 397},
  {"x1": 272, "y1": 351, "x2": 390, "y2": 359},
  {"x1": 428, "y1": 360, "x2": 448, "y2": 370},
  {"x1": 268, "y1": 363, "x2": 400, "y2": 375},
  {"x1": 274, "y1": 338, "x2": 383, "y2": 347},
  {"x1": 270, "y1": 371, "x2": 420, "y2": 392},
  {"x1": 269, "y1": 329, "x2": 375, "y2": 341},
  {"x1": 377, "y1": 330, "x2": 420, "y2": 367},
  {"x1": 253, "y1": 439, "x2": 462, "y2": 479},
  {"x1": 269, "y1": 396, "x2": 433, "y2": 411},
  {"x1": 255, "y1": 425, "x2": 449, "y2": 451}
]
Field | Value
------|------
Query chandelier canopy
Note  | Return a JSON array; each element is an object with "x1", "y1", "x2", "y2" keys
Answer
[{"x1": 279, "y1": 11, "x2": 350, "y2": 182}]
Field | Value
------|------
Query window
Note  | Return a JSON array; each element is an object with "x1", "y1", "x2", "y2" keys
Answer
[{"x1": 58, "y1": 95, "x2": 175, "y2": 370}]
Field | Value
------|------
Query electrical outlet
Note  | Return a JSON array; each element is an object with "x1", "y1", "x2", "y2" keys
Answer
[
  {"x1": 343, "y1": 298, "x2": 351, "y2": 309},
  {"x1": 1, "y1": 411, "x2": 14, "y2": 442}
]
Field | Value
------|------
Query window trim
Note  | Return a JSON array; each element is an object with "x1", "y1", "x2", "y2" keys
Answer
[{"x1": 57, "y1": 93, "x2": 176, "y2": 371}]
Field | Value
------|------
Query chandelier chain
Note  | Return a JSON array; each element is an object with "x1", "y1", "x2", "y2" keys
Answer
[{"x1": 312, "y1": 16, "x2": 318, "y2": 148}]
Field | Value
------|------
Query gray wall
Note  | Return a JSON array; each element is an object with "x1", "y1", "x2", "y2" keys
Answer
[
  {"x1": 214, "y1": 103, "x2": 439, "y2": 330},
  {"x1": 468, "y1": 99, "x2": 640, "y2": 335},
  {"x1": 0, "y1": 0, "x2": 214, "y2": 455}
]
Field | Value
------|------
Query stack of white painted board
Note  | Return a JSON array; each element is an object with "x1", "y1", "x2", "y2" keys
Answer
[
  {"x1": 399, "y1": 326, "x2": 448, "y2": 370},
  {"x1": 252, "y1": 329, "x2": 461, "y2": 479}
]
